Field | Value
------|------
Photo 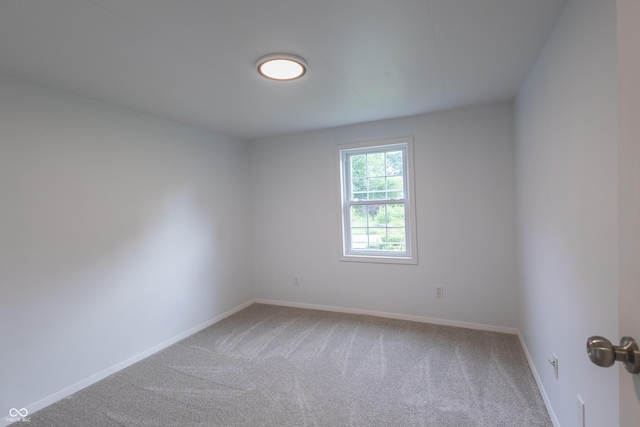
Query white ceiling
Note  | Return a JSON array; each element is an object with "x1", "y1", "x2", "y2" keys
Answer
[{"x1": 0, "y1": 0, "x2": 567, "y2": 140}]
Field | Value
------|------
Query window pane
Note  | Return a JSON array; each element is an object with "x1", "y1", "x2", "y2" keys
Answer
[
  {"x1": 365, "y1": 204, "x2": 383, "y2": 223},
  {"x1": 369, "y1": 176, "x2": 385, "y2": 189},
  {"x1": 376, "y1": 204, "x2": 389, "y2": 226},
  {"x1": 350, "y1": 155, "x2": 366, "y2": 179},
  {"x1": 367, "y1": 152, "x2": 385, "y2": 177},
  {"x1": 368, "y1": 227, "x2": 386, "y2": 250},
  {"x1": 350, "y1": 206, "x2": 367, "y2": 227},
  {"x1": 386, "y1": 151, "x2": 403, "y2": 176},
  {"x1": 387, "y1": 176, "x2": 403, "y2": 192},
  {"x1": 386, "y1": 227, "x2": 406, "y2": 251},
  {"x1": 387, "y1": 203, "x2": 405, "y2": 227},
  {"x1": 351, "y1": 228, "x2": 368, "y2": 250},
  {"x1": 368, "y1": 177, "x2": 385, "y2": 192},
  {"x1": 351, "y1": 178, "x2": 367, "y2": 200}
]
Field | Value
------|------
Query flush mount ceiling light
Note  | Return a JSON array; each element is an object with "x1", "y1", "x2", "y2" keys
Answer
[{"x1": 256, "y1": 53, "x2": 307, "y2": 81}]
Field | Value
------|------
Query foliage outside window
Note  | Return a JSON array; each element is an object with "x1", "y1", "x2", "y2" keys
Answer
[{"x1": 337, "y1": 137, "x2": 417, "y2": 264}]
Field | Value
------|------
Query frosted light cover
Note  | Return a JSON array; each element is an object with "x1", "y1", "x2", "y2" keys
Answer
[{"x1": 257, "y1": 54, "x2": 306, "y2": 80}]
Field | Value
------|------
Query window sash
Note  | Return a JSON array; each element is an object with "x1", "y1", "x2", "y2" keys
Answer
[
  {"x1": 345, "y1": 200, "x2": 408, "y2": 254},
  {"x1": 346, "y1": 149, "x2": 406, "y2": 202}
]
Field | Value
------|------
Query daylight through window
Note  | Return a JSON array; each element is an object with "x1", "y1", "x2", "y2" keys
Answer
[{"x1": 338, "y1": 138, "x2": 417, "y2": 264}]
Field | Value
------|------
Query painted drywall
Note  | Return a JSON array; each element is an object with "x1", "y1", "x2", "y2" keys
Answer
[
  {"x1": 617, "y1": 0, "x2": 640, "y2": 423},
  {"x1": 515, "y1": 0, "x2": 619, "y2": 425},
  {"x1": 0, "y1": 74, "x2": 252, "y2": 415},
  {"x1": 250, "y1": 102, "x2": 518, "y2": 329}
]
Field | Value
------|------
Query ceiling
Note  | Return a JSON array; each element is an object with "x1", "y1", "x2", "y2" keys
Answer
[{"x1": 0, "y1": 0, "x2": 567, "y2": 140}]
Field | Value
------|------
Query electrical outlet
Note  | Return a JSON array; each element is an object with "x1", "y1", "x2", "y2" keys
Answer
[
  {"x1": 294, "y1": 276, "x2": 300, "y2": 285},
  {"x1": 435, "y1": 286, "x2": 444, "y2": 298},
  {"x1": 577, "y1": 394, "x2": 585, "y2": 427}
]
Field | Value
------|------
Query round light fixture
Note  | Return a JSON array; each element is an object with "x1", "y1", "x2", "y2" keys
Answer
[{"x1": 256, "y1": 53, "x2": 307, "y2": 81}]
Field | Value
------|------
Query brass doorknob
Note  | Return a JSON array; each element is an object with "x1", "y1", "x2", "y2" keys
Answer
[{"x1": 586, "y1": 336, "x2": 640, "y2": 374}]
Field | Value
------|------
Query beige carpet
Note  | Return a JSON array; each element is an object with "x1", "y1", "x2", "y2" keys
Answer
[{"x1": 20, "y1": 304, "x2": 552, "y2": 426}]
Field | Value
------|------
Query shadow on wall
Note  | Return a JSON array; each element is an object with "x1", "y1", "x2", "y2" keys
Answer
[
  {"x1": 5, "y1": 174, "x2": 222, "y2": 327},
  {"x1": 1, "y1": 137, "x2": 224, "y2": 413},
  {"x1": 0, "y1": 73, "x2": 252, "y2": 417},
  {"x1": 1, "y1": 183, "x2": 224, "y2": 411},
  {"x1": 2, "y1": 132, "x2": 247, "y2": 317}
]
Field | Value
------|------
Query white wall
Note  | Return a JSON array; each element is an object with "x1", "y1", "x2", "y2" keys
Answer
[
  {"x1": 515, "y1": 0, "x2": 619, "y2": 425},
  {"x1": 250, "y1": 102, "x2": 518, "y2": 329},
  {"x1": 0, "y1": 75, "x2": 252, "y2": 415}
]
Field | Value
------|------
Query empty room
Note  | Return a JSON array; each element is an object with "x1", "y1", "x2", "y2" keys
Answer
[{"x1": 1, "y1": 0, "x2": 638, "y2": 426}]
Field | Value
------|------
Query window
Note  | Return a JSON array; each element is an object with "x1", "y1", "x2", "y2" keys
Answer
[{"x1": 337, "y1": 137, "x2": 417, "y2": 264}]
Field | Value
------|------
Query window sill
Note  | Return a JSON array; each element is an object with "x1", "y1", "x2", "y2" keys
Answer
[{"x1": 339, "y1": 254, "x2": 418, "y2": 265}]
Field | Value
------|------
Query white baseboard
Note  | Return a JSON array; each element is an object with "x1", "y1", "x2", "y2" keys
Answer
[
  {"x1": 255, "y1": 298, "x2": 520, "y2": 335},
  {"x1": 518, "y1": 332, "x2": 561, "y2": 427},
  {"x1": 2, "y1": 300, "x2": 254, "y2": 427}
]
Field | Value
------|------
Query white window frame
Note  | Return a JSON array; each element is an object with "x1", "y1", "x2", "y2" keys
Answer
[{"x1": 336, "y1": 137, "x2": 418, "y2": 264}]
